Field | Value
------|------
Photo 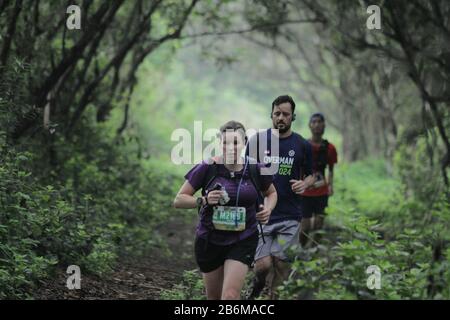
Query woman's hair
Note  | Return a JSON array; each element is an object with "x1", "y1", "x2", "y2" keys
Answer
[{"x1": 219, "y1": 120, "x2": 247, "y2": 144}]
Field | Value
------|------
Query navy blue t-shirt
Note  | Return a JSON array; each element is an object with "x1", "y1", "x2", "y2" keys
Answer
[{"x1": 246, "y1": 129, "x2": 312, "y2": 223}]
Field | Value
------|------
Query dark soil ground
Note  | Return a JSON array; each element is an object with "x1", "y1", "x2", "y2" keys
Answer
[
  {"x1": 29, "y1": 215, "x2": 338, "y2": 300},
  {"x1": 31, "y1": 216, "x2": 197, "y2": 300}
]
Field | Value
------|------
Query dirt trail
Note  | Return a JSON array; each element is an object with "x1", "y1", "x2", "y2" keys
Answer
[
  {"x1": 30, "y1": 214, "x2": 343, "y2": 300},
  {"x1": 32, "y1": 216, "x2": 197, "y2": 300}
]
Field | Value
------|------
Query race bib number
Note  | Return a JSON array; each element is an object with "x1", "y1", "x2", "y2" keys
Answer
[{"x1": 212, "y1": 206, "x2": 246, "y2": 231}]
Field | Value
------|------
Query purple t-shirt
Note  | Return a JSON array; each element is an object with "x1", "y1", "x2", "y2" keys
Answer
[{"x1": 184, "y1": 160, "x2": 273, "y2": 246}]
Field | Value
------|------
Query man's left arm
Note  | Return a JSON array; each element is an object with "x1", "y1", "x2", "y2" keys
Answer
[
  {"x1": 327, "y1": 165, "x2": 334, "y2": 196},
  {"x1": 290, "y1": 141, "x2": 316, "y2": 194},
  {"x1": 327, "y1": 145, "x2": 338, "y2": 196},
  {"x1": 303, "y1": 140, "x2": 315, "y2": 188}
]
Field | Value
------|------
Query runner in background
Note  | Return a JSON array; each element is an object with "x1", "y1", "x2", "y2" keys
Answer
[{"x1": 300, "y1": 113, "x2": 338, "y2": 247}]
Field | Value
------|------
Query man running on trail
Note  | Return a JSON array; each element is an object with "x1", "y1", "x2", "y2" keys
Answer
[
  {"x1": 300, "y1": 112, "x2": 338, "y2": 247},
  {"x1": 246, "y1": 95, "x2": 315, "y2": 299}
]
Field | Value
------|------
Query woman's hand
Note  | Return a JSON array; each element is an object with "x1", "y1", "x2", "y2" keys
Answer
[
  {"x1": 206, "y1": 190, "x2": 223, "y2": 205},
  {"x1": 256, "y1": 204, "x2": 271, "y2": 225}
]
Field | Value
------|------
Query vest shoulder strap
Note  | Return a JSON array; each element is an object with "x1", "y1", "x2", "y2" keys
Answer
[{"x1": 201, "y1": 157, "x2": 219, "y2": 194}]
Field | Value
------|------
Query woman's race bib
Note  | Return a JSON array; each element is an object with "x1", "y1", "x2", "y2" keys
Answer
[{"x1": 212, "y1": 206, "x2": 246, "y2": 231}]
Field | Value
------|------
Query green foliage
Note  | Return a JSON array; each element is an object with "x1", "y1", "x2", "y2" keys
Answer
[
  {"x1": 1, "y1": 0, "x2": 448, "y2": 301},
  {"x1": 160, "y1": 269, "x2": 205, "y2": 300},
  {"x1": 277, "y1": 159, "x2": 450, "y2": 300},
  {"x1": 0, "y1": 119, "x2": 183, "y2": 298},
  {"x1": 394, "y1": 133, "x2": 448, "y2": 206},
  {"x1": 0, "y1": 151, "x2": 59, "y2": 298}
]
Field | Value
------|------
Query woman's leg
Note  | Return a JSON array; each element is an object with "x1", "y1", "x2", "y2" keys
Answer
[
  {"x1": 221, "y1": 259, "x2": 249, "y2": 300},
  {"x1": 202, "y1": 266, "x2": 224, "y2": 300}
]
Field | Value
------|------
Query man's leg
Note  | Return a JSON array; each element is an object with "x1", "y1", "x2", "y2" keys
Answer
[
  {"x1": 300, "y1": 196, "x2": 313, "y2": 247},
  {"x1": 270, "y1": 257, "x2": 291, "y2": 299},
  {"x1": 313, "y1": 214, "x2": 325, "y2": 230},
  {"x1": 311, "y1": 213, "x2": 325, "y2": 244},
  {"x1": 269, "y1": 220, "x2": 301, "y2": 298},
  {"x1": 311, "y1": 196, "x2": 328, "y2": 243},
  {"x1": 299, "y1": 217, "x2": 312, "y2": 247},
  {"x1": 249, "y1": 256, "x2": 273, "y2": 299},
  {"x1": 248, "y1": 224, "x2": 275, "y2": 299}
]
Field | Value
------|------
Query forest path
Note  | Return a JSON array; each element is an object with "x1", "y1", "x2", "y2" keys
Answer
[{"x1": 33, "y1": 216, "x2": 197, "y2": 300}]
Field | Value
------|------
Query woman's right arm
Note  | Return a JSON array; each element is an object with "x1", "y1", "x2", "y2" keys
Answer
[
  {"x1": 173, "y1": 180, "x2": 222, "y2": 209},
  {"x1": 173, "y1": 181, "x2": 198, "y2": 209}
]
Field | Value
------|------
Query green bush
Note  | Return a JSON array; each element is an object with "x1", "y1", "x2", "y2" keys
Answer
[
  {"x1": 160, "y1": 269, "x2": 205, "y2": 300},
  {"x1": 277, "y1": 159, "x2": 449, "y2": 300},
  {"x1": 0, "y1": 122, "x2": 183, "y2": 298}
]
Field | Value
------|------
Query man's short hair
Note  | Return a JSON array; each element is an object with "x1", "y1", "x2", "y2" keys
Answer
[
  {"x1": 272, "y1": 95, "x2": 296, "y2": 113},
  {"x1": 310, "y1": 112, "x2": 325, "y2": 123}
]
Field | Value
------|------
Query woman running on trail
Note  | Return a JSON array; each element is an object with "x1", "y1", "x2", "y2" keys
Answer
[{"x1": 173, "y1": 120, "x2": 277, "y2": 300}]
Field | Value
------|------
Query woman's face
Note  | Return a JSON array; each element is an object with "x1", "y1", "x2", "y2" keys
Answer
[{"x1": 221, "y1": 130, "x2": 246, "y2": 164}]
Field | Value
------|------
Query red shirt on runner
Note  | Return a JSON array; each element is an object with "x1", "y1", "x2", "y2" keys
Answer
[{"x1": 302, "y1": 140, "x2": 337, "y2": 197}]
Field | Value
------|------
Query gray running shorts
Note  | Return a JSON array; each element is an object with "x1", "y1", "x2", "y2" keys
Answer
[{"x1": 254, "y1": 219, "x2": 300, "y2": 261}]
